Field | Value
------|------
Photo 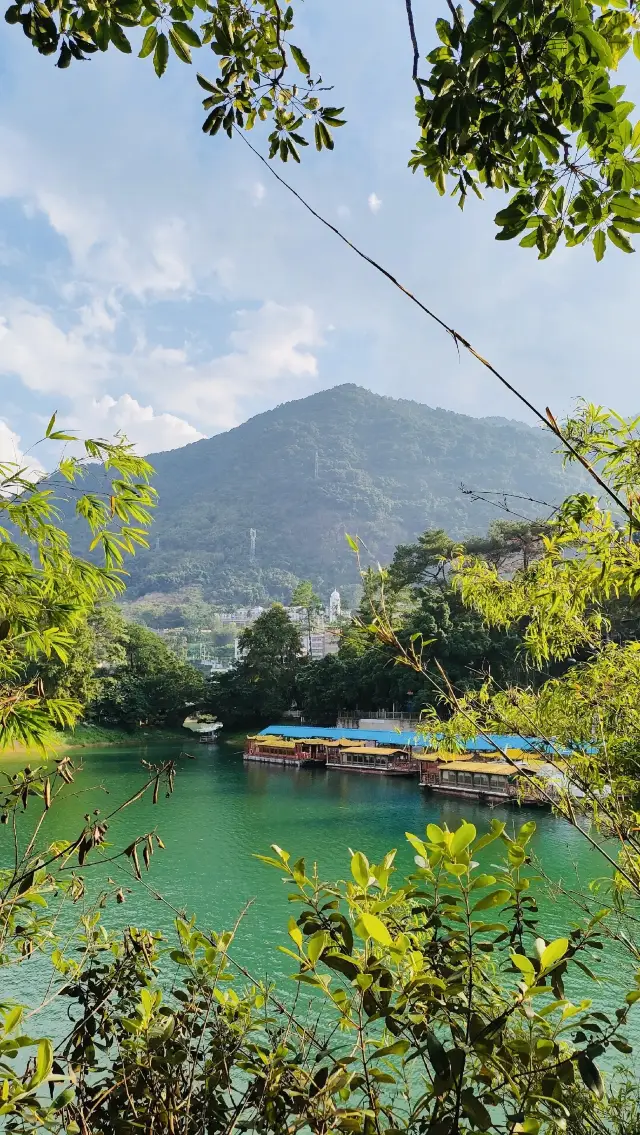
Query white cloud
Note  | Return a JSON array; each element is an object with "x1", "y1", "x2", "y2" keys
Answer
[
  {"x1": 0, "y1": 301, "x2": 111, "y2": 396},
  {"x1": 170, "y1": 301, "x2": 323, "y2": 427},
  {"x1": 105, "y1": 302, "x2": 324, "y2": 431},
  {"x1": 0, "y1": 419, "x2": 44, "y2": 482},
  {"x1": 0, "y1": 127, "x2": 196, "y2": 299},
  {"x1": 367, "y1": 192, "x2": 382, "y2": 214},
  {"x1": 251, "y1": 181, "x2": 266, "y2": 204},
  {"x1": 68, "y1": 394, "x2": 205, "y2": 455},
  {"x1": 0, "y1": 294, "x2": 324, "y2": 439}
]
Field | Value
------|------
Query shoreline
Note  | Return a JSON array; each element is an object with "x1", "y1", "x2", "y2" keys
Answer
[{"x1": 2, "y1": 725, "x2": 192, "y2": 759}]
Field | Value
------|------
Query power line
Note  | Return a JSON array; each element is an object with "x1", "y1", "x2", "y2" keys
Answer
[{"x1": 238, "y1": 131, "x2": 634, "y2": 526}]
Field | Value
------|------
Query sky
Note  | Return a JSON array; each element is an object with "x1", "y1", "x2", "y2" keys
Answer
[{"x1": 1, "y1": 0, "x2": 639, "y2": 468}]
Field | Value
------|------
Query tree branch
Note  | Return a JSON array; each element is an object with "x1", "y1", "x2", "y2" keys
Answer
[{"x1": 404, "y1": 0, "x2": 425, "y2": 97}]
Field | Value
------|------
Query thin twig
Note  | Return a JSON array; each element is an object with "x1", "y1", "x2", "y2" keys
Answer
[{"x1": 404, "y1": 0, "x2": 425, "y2": 96}]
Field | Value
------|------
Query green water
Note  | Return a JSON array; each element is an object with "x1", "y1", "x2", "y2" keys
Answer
[{"x1": 3, "y1": 734, "x2": 638, "y2": 1027}]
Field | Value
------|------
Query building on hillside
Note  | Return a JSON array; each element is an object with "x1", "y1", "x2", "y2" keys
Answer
[
  {"x1": 306, "y1": 628, "x2": 340, "y2": 660},
  {"x1": 218, "y1": 607, "x2": 265, "y2": 627}
]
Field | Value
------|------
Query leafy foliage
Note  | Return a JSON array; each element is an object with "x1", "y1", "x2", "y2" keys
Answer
[
  {"x1": 88, "y1": 615, "x2": 205, "y2": 728},
  {"x1": 454, "y1": 403, "x2": 640, "y2": 665},
  {"x1": 359, "y1": 401, "x2": 640, "y2": 904},
  {"x1": 11, "y1": 0, "x2": 640, "y2": 259},
  {"x1": 5, "y1": 0, "x2": 345, "y2": 161},
  {"x1": 0, "y1": 422, "x2": 155, "y2": 749},
  {"x1": 210, "y1": 604, "x2": 303, "y2": 723},
  {"x1": 0, "y1": 780, "x2": 638, "y2": 1133},
  {"x1": 411, "y1": 0, "x2": 640, "y2": 259},
  {"x1": 208, "y1": 520, "x2": 548, "y2": 726}
]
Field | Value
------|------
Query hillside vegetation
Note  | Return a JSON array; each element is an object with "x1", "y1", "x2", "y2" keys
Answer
[{"x1": 110, "y1": 385, "x2": 585, "y2": 608}]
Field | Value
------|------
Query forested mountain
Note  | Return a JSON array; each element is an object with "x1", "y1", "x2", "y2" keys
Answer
[{"x1": 113, "y1": 384, "x2": 585, "y2": 608}]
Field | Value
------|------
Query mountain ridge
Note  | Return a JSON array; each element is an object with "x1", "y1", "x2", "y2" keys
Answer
[{"x1": 117, "y1": 383, "x2": 585, "y2": 608}]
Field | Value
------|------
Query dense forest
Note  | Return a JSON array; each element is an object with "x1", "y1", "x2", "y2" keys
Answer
[
  {"x1": 42, "y1": 606, "x2": 206, "y2": 734},
  {"x1": 208, "y1": 515, "x2": 640, "y2": 729},
  {"x1": 83, "y1": 385, "x2": 589, "y2": 616},
  {"x1": 207, "y1": 521, "x2": 547, "y2": 726}
]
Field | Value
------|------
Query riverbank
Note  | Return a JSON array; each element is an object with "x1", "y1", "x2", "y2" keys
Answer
[
  {"x1": 60, "y1": 723, "x2": 190, "y2": 748},
  {"x1": 2, "y1": 723, "x2": 192, "y2": 758}
]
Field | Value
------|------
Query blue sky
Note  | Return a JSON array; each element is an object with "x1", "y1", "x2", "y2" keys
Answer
[{"x1": 1, "y1": 0, "x2": 639, "y2": 468}]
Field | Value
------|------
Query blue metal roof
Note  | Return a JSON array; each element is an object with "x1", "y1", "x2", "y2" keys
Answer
[{"x1": 258, "y1": 725, "x2": 590, "y2": 755}]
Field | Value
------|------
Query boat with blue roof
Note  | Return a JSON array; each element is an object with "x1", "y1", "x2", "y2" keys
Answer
[{"x1": 243, "y1": 724, "x2": 592, "y2": 801}]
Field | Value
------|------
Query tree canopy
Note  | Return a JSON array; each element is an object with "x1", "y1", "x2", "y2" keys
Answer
[
  {"x1": 88, "y1": 616, "x2": 205, "y2": 728},
  {"x1": 8, "y1": 0, "x2": 640, "y2": 259},
  {"x1": 210, "y1": 603, "x2": 303, "y2": 723}
]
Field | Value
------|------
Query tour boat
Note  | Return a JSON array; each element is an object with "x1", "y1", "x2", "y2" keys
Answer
[
  {"x1": 418, "y1": 753, "x2": 557, "y2": 805},
  {"x1": 326, "y1": 744, "x2": 419, "y2": 776},
  {"x1": 243, "y1": 735, "x2": 331, "y2": 768}
]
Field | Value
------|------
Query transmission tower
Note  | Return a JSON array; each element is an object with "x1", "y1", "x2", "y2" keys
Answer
[{"x1": 249, "y1": 528, "x2": 257, "y2": 562}]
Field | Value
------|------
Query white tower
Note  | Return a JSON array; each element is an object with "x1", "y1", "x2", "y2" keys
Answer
[{"x1": 329, "y1": 588, "x2": 341, "y2": 623}]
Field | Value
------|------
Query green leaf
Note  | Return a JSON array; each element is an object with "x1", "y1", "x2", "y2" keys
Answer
[
  {"x1": 540, "y1": 937, "x2": 568, "y2": 970},
  {"x1": 516, "y1": 820, "x2": 536, "y2": 846},
  {"x1": 345, "y1": 533, "x2": 359, "y2": 552},
  {"x1": 3, "y1": 1006, "x2": 23, "y2": 1034},
  {"x1": 172, "y1": 21, "x2": 201, "y2": 47},
  {"x1": 33, "y1": 1038, "x2": 53, "y2": 1086},
  {"x1": 470, "y1": 874, "x2": 497, "y2": 890},
  {"x1": 109, "y1": 20, "x2": 132, "y2": 52},
  {"x1": 461, "y1": 1088, "x2": 492, "y2": 1131},
  {"x1": 426, "y1": 1029, "x2": 450, "y2": 1078},
  {"x1": 610, "y1": 193, "x2": 640, "y2": 219},
  {"x1": 154, "y1": 32, "x2": 168, "y2": 76},
  {"x1": 519, "y1": 229, "x2": 539, "y2": 248},
  {"x1": 593, "y1": 229, "x2": 606, "y2": 262},
  {"x1": 578, "y1": 1052, "x2": 604, "y2": 1098},
  {"x1": 307, "y1": 930, "x2": 327, "y2": 965},
  {"x1": 426, "y1": 823, "x2": 445, "y2": 844},
  {"x1": 169, "y1": 26, "x2": 191, "y2": 62},
  {"x1": 290, "y1": 44, "x2": 310, "y2": 77},
  {"x1": 511, "y1": 952, "x2": 535, "y2": 980},
  {"x1": 45, "y1": 412, "x2": 57, "y2": 438},
  {"x1": 450, "y1": 821, "x2": 476, "y2": 856},
  {"x1": 634, "y1": 32, "x2": 640, "y2": 61},
  {"x1": 472, "y1": 888, "x2": 510, "y2": 911},
  {"x1": 578, "y1": 24, "x2": 613, "y2": 67},
  {"x1": 608, "y1": 225, "x2": 634, "y2": 253},
  {"x1": 197, "y1": 72, "x2": 216, "y2": 92},
  {"x1": 139, "y1": 25, "x2": 157, "y2": 57},
  {"x1": 287, "y1": 918, "x2": 302, "y2": 949},
  {"x1": 474, "y1": 819, "x2": 505, "y2": 851},
  {"x1": 405, "y1": 831, "x2": 427, "y2": 857},
  {"x1": 53, "y1": 1087, "x2": 75, "y2": 1109},
  {"x1": 351, "y1": 851, "x2": 371, "y2": 888},
  {"x1": 376, "y1": 1038, "x2": 410, "y2": 1057},
  {"x1": 354, "y1": 912, "x2": 392, "y2": 946}
]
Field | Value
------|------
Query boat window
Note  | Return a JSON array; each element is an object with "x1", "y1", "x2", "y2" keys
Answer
[
  {"x1": 490, "y1": 775, "x2": 506, "y2": 789},
  {"x1": 474, "y1": 773, "x2": 490, "y2": 787},
  {"x1": 459, "y1": 772, "x2": 473, "y2": 786}
]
